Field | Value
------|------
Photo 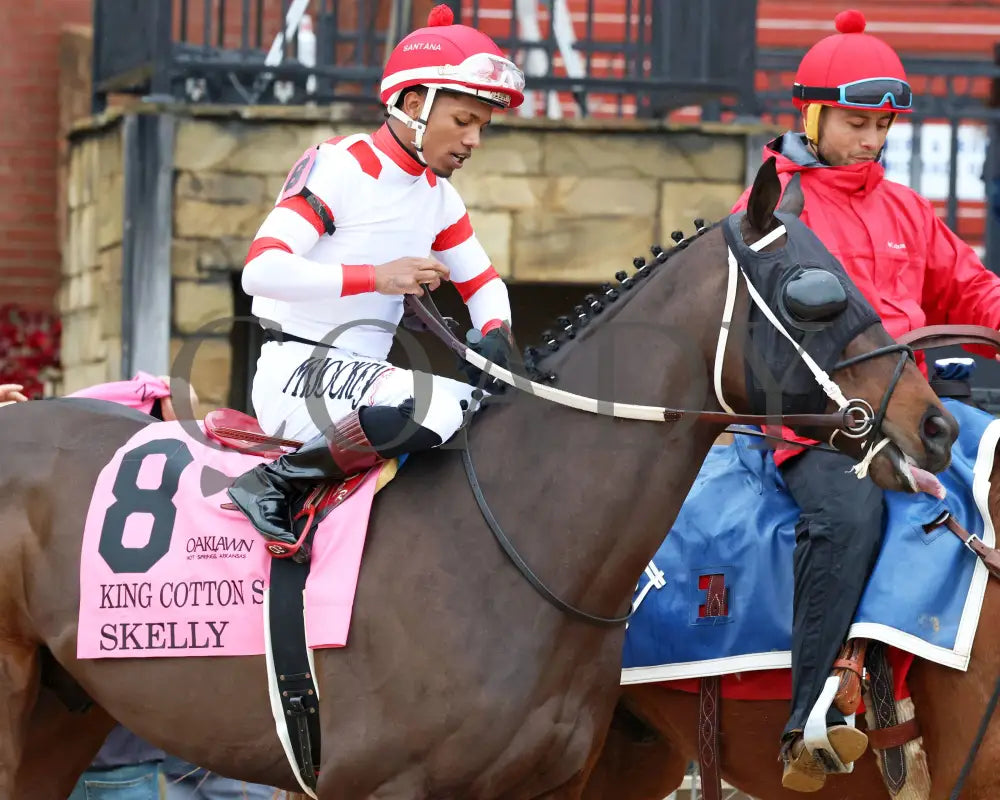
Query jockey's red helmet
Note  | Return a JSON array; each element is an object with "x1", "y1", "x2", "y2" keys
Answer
[
  {"x1": 380, "y1": 4, "x2": 525, "y2": 111},
  {"x1": 792, "y1": 9, "x2": 911, "y2": 142}
]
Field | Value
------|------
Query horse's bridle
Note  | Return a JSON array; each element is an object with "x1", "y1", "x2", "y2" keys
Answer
[
  {"x1": 714, "y1": 223, "x2": 914, "y2": 476},
  {"x1": 403, "y1": 226, "x2": 913, "y2": 625}
]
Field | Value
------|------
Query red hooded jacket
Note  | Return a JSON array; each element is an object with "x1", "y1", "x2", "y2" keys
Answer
[{"x1": 734, "y1": 133, "x2": 1000, "y2": 465}]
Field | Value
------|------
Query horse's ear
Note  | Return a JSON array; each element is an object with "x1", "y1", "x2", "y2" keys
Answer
[
  {"x1": 745, "y1": 156, "x2": 781, "y2": 233},
  {"x1": 777, "y1": 172, "x2": 804, "y2": 218}
]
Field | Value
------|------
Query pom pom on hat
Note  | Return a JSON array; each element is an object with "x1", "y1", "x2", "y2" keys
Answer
[
  {"x1": 427, "y1": 4, "x2": 454, "y2": 27},
  {"x1": 835, "y1": 9, "x2": 866, "y2": 34}
]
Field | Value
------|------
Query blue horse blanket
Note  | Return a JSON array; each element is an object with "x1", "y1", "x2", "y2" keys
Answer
[{"x1": 621, "y1": 398, "x2": 1000, "y2": 684}]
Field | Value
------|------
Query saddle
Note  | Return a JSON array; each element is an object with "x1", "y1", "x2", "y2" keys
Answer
[{"x1": 204, "y1": 409, "x2": 382, "y2": 561}]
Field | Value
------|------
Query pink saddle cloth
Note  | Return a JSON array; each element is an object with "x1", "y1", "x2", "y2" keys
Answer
[{"x1": 77, "y1": 420, "x2": 387, "y2": 659}]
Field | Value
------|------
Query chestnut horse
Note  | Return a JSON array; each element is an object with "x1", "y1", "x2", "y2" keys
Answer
[
  {"x1": 1, "y1": 160, "x2": 953, "y2": 799},
  {"x1": 586, "y1": 557, "x2": 1000, "y2": 799},
  {"x1": 583, "y1": 372, "x2": 1000, "y2": 800}
]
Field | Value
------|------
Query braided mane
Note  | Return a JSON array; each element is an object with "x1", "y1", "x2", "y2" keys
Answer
[{"x1": 521, "y1": 218, "x2": 716, "y2": 383}]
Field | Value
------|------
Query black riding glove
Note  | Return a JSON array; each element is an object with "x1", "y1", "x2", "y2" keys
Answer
[{"x1": 459, "y1": 327, "x2": 512, "y2": 393}]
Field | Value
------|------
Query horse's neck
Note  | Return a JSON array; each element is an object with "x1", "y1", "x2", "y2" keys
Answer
[{"x1": 472, "y1": 261, "x2": 726, "y2": 615}]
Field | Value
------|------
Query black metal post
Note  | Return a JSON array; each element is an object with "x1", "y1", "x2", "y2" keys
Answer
[
  {"x1": 91, "y1": 0, "x2": 106, "y2": 113},
  {"x1": 149, "y1": 0, "x2": 174, "y2": 101}
]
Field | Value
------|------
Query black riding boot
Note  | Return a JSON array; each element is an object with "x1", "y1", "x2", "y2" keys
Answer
[{"x1": 227, "y1": 410, "x2": 382, "y2": 545}]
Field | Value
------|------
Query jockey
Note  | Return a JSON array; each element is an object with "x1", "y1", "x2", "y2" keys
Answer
[
  {"x1": 732, "y1": 9, "x2": 1000, "y2": 791},
  {"x1": 226, "y1": 5, "x2": 524, "y2": 551}
]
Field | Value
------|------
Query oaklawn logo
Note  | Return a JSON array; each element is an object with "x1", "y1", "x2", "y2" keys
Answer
[{"x1": 186, "y1": 536, "x2": 253, "y2": 554}]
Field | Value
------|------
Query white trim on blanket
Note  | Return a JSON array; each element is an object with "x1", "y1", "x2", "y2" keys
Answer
[
  {"x1": 620, "y1": 417, "x2": 1000, "y2": 687},
  {"x1": 621, "y1": 651, "x2": 792, "y2": 684},
  {"x1": 847, "y1": 622, "x2": 971, "y2": 671}
]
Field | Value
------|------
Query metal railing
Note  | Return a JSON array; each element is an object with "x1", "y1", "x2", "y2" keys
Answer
[{"x1": 91, "y1": 0, "x2": 759, "y2": 115}]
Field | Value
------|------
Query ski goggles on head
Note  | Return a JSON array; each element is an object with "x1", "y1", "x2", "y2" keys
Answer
[
  {"x1": 793, "y1": 77, "x2": 912, "y2": 110},
  {"x1": 438, "y1": 52, "x2": 526, "y2": 93}
]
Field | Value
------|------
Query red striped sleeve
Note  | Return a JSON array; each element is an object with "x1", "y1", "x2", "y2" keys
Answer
[
  {"x1": 453, "y1": 265, "x2": 500, "y2": 302},
  {"x1": 433, "y1": 213, "x2": 474, "y2": 251},
  {"x1": 245, "y1": 237, "x2": 291, "y2": 265},
  {"x1": 341, "y1": 264, "x2": 376, "y2": 297},
  {"x1": 480, "y1": 318, "x2": 506, "y2": 334},
  {"x1": 277, "y1": 195, "x2": 331, "y2": 237}
]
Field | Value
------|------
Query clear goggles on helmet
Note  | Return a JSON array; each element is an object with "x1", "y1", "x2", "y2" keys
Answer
[
  {"x1": 793, "y1": 77, "x2": 912, "y2": 110},
  {"x1": 437, "y1": 52, "x2": 526, "y2": 93}
]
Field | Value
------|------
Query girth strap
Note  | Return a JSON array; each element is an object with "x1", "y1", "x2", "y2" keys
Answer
[
  {"x1": 698, "y1": 677, "x2": 722, "y2": 800},
  {"x1": 865, "y1": 641, "x2": 907, "y2": 794},
  {"x1": 697, "y1": 574, "x2": 727, "y2": 800}
]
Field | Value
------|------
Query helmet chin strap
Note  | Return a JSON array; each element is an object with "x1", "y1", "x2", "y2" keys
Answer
[{"x1": 386, "y1": 86, "x2": 439, "y2": 166}]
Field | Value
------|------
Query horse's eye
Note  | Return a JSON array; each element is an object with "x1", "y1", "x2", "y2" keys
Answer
[{"x1": 782, "y1": 269, "x2": 847, "y2": 323}]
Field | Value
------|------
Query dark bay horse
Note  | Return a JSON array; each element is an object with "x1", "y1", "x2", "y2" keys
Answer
[
  {"x1": 582, "y1": 389, "x2": 1000, "y2": 800},
  {"x1": 1, "y1": 160, "x2": 953, "y2": 799}
]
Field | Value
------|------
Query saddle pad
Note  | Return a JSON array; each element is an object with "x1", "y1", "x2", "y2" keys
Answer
[
  {"x1": 621, "y1": 398, "x2": 997, "y2": 690},
  {"x1": 77, "y1": 420, "x2": 396, "y2": 659}
]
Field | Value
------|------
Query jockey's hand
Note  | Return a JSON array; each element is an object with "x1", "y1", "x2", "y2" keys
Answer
[
  {"x1": 459, "y1": 327, "x2": 513, "y2": 393},
  {"x1": 0, "y1": 384, "x2": 28, "y2": 404},
  {"x1": 373, "y1": 257, "x2": 449, "y2": 295}
]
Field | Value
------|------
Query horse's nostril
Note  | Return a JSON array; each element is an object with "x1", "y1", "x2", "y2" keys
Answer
[{"x1": 922, "y1": 413, "x2": 952, "y2": 445}]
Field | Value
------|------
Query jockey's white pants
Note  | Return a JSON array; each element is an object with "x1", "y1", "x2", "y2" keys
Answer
[{"x1": 251, "y1": 340, "x2": 477, "y2": 443}]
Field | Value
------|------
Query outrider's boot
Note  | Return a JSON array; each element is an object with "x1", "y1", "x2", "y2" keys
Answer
[
  {"x1": 227, "y1": 411, "x2": 382, "y2": 548},
  {"x1": 780, "y1": 727, "x2": 869, "y2": 792}
]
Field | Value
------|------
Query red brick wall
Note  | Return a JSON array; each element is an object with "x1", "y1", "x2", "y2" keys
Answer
[{"x1": 0, "y1": 0, "x2": 91, "y2": 311}]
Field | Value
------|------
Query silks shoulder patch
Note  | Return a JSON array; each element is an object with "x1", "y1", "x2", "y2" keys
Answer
[{"x1": 278, "y1": 146, "x2": 319, "y2": 204}]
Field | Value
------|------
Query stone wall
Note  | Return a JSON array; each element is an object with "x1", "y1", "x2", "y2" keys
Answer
[{"x1": 62, "y1": 105, "x2": 772, "y2": 407}]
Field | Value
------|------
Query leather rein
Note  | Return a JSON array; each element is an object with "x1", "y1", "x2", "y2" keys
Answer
[{"x1": 402, "y1": 246, "x2": 914, "y2": 625}]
